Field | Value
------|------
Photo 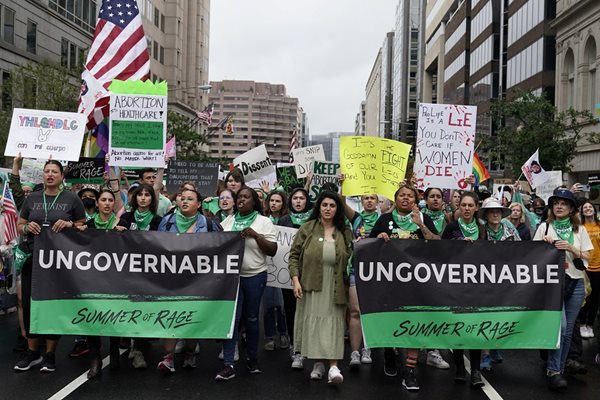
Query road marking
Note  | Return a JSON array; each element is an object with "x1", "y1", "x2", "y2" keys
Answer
[
  {"x1": 463, "y1": 355, "x2": 504, "y2": 400},
  {"x1": 47, "y1": 349, "x2": 127, "y2": 400}
]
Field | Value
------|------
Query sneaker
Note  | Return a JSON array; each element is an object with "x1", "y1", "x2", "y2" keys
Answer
[
  {"x1": 547, "y1": 372, "x2": 567, "y2": 391},
  {"x1": 68, "y1": 340, "x2": 89, "y2": 358},
  {"x1": 246, "y1": 358, "x2": 262, "y2": 374},
  {"x1": 279, "y1": 335, "x2": 290, "y2": 349},
  {"x1": 427, "y1": 350, "x2": 450, "y2": 369},
  {"x1": 14, "y1": 349, "x2": 43, "y2": 371},
  {"x1": 157, "y1": 354, "x2": 175, "y2": 373},
  {"x1": 349, "y1": 350, "x2": 361, "y2": 369},
  {"x1": 215, "y1": 365, "x2": 235, "y2": 381},
  {"x1": 131, "y1": 350, "x2": 147, "y2": 369},
  {"x1": 291, "y1": 353, "x2": 304, "y2": 369},
  {"x1": 361, "y1": 348, "x2": 372, "y2": 364},
  {"x1": 480, "y1": 354, "x2": 492, "y2": 371},
  {"x1": 383, "y1": 349, "x2": 397, "y2": 377},
  {"x1": 174, "y1": 340, "x2": 185, "y2": 354},
  {"x1": 264, "y1": 339, "x2": 275, "y2": 351},
  {"x1": 183, "y1": 352, "x2": 197, "y2": 369},
  {"x1": 565, "y1": 358, "x2": 587, "y2": 375},
  {"x1": 40, "y1": 352, "x2": 56, "y2": 373},
  {"x1": 327, "y1": 365, "x2": 343, "y2": 385},
  {"x1": 471, "y1": 369, "x2": 485, "y2": 387},
  {"x1": 490, "y1": 349, "x2": 503, "y2": 363},
  {"x1": 402, "y1": 367, "x2": 420, "y2": 391},
  {"x1": 310, "y1": 362, "x2": 326, "y2": 380}
]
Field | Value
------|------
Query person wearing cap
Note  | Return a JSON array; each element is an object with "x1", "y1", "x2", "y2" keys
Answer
[
  {"x1": 480, "y1": 198, "x2": 521, "y2": 242},
  {"x1": 533, "y1": 188, "x2": 593, "y2": 391}
]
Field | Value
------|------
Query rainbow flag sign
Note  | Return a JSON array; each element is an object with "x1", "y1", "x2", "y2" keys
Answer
[{"x1": 472, "y1": 152, "x2": 491, "y2": 185}]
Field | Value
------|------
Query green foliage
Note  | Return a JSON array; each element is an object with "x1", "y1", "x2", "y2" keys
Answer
[
  {"x1": 167, "y1": 111, "x2": 226, "y2": 163},
  {"x1": 487, "y1": 90, "x2": 598, "y2": 177}
]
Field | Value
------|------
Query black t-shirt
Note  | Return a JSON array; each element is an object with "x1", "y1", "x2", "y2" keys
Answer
[
  {"x1": 20, "y1": 190, "x2": 86, "y2": 252},
  {"x1": 117, "y1": 211, "x2": 161, "y2": 231},
  {"x1": 369, "y1": 212, "x2": 438, "y2": 240}
]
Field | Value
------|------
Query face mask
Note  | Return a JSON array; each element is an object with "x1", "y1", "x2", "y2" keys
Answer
[
  {"x1": 534, "y1": 207, "x2": 544, "y2": 216},
  {"x1": 82, "y1": 198, "x2": 96, "y2": 209}
]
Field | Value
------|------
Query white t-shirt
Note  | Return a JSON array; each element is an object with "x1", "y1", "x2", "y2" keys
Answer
[
  {"x1": 534, "y1": 222, "x2": 594, "y2": 279},
  {"x1": 222, "y1": 214, "x2": 278, "y2": 278}
]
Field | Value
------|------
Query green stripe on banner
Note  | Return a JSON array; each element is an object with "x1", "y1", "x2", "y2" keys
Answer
[
  {"x1": 361, "y1": 310, "x2": 561, "y2": 349},
  {"x1": 30, "y1": 299, "x2": 236, "y2": 339}
]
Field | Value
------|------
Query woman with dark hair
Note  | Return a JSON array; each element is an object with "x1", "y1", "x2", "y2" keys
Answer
[
  {"x1": 533, "y1": 189, "x2": 593, "y2": 391},
  {"x1": 265, "y1": 190, "x2": 288, "y2": 224},
  {"x1": 289, "y1": 191, "x2": 353, "y2": 384},
  {"x1": 14, "y1": 160, "x2": 86, "y2": 373},
  {"x1": 578, "y1": 201, "x2": 600, "y2": 339},
  {"x1": 423, "y1": 187, "x2": 448, "y2": 237},
  {"x1": 441, "y1": 191, "x2": 486, "y2": 387},
  {"x1": 225, "y1": 168, "x2": 245, "y2": 195},
  {"x1": 216, "y1": 186, "x2": 277, "y2": 381},
  {"x1": 369, "y1": 183, "x2": 439, "y2": 392}
]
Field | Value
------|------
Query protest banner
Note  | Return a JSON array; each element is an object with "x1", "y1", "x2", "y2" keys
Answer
[
  {"x1": 521, "y1": 149, "x2": 550, "y2": 189},
  {"x1": 413, "y1": 103, "x2": 477, "y2": 190},
  {"x1": 4, "y1": 108, "x2": 86, "y2": 161},
  {"x1": 266, "y1": 226, "x2": 298, "y2": 290},
  {"x1": 165, "y1": 160, "x2": 219, "y2": 197},
  {"x1": 108, "y1": 80, "x2": 167, "y2": 168},
  {"x1": 276, "y1": 165, "x2": 304, "y2": 194},
  {"x1": 31, "y1": 229, "x2": 243, "y2": 339},
  {"x1": 65, "y1": 157, "x2": 105, "y2": 184},
  {"x1": 339, "y1": 136, "x2": 411, "y2": 201},
  {"x1": 354, "y1": 239, "x2": 563, "y2": 349},
  {"x1": 233, "y1": 144, "x2": 275, "y2": 181},
  {"x1": 533, "y1": 171, "x2": 563, "y2": 203},
  {"x1": 309, "y1": 161, "x2": 340, "y2": 202},
  {"x1": 20, "y1": 159, "x2": 48, "y2": 184},
  {"x1": 291, "y1": 145, "x2": 325, "y2": 178}
]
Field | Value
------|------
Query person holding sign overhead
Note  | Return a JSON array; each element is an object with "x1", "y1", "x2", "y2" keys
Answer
[
  {"x1": 369, "y1": 182, "x2": 439, "y2": 392},
  {"x1": 14, "y1": 160, "x2": 86, "y2": 373}
]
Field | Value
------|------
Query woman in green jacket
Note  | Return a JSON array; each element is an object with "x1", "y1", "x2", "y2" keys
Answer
[{"x1": 289, "y1": 191, "x2": 353, "y2": 385}]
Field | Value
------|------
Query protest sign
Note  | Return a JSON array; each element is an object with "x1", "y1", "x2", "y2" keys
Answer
[
  {"x1": 276, "y1": 165, "x2": 304, "y2": 194},
  {"x1": 233, "y1": 144, "x2": 275, "y2": 181},
  {"x1": 166, "y1": 160, "x2": 219, "y2": 197},
  {"x1": 266, "y1": 226, "x2": 298, "y2": 290},
  {"x1": 339, "y1": 136, "x2": 411, "y2": 201},
  {"x1": 4, "y1": 108, "x2": 86, "y2": 161},
  {"x1": 31, "y1": 229, "x2": 243, "y2": 339},
  {"x1": 108, "y1": 80, "x2": 167, "y2": 168},
  {"x1": 65, "y1": 157, "x2": 105, "y2": 184},
  {"x1": 291, "y1": 145, "x2": 325, "y2": 178},
  {"x1": 413, "y1": 103, "x2": 477, "y2": 190},
  {"x1": 309, "y1": 161, "x2": 340, "y2": 202},
  {"x1": 534, "y1": 171, "x2": 563, "y2": 203},
  {"x1": 20, "y1": 159, "x2": 47, "y2": 184},
  {"x1": 354, "y1": 239, "x2": 563, "y2": 349},
  {"x1": 521, "y1": 149, "x2": 550, "y2": 189},
  {"x1": 246, "y1": 169, "x2": 277, "y2": 192}
]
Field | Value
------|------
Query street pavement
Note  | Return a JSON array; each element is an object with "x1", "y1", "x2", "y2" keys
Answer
[{"x1": 1, "y1": 312, "x2": 599, "y2": 400}]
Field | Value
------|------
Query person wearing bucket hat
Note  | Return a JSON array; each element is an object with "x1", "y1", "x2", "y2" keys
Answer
[
  {"x1": 480, "y1": 198, "x2": 521, "y2": 242},
  {"x1": 533, "y1": 188, "x2": 594, "y2": 391}
]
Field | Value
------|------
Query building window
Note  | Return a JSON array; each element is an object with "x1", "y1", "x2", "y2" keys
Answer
[
  {"x1": 153, "y1": 41, "x2": 159, "y2": 60},
  {"x1": 61, "y1": 39, "x2": 69, "y2": 67},
  {"x1": 1, "y1": 71, "x2": 11, "y2": 110},
  {"x1": 159, "y1": 46, "x2": 164, "y2": 64},
  {"x1": 2, "y1": 6, "x2": 15, "y2": 44},
  {"x1": 160, "y1": 14, "x2": 165, "y2": 32},
  {"x1": 23, "y1": 77, "x2": 37, "y2": 108},
  {"x1": 27, "y1": 20, "x2": 37, "y2": 54},
  {"x1": 564, "y1": 49, "x2": 575, "y2": 109},
  {"x1": 154, "y1": 7, "x2": 159, "y2": 27},
  {"x1": 48, "y1": 0, "x2": 96, "y2": 34},
  {"x1": 585, "y1": 37, "x2": 597, "y2": 112}
]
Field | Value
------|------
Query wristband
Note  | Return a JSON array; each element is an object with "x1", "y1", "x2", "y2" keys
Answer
[{"x1": 22, "y1": 223, "x2": 28, "y2": 234}]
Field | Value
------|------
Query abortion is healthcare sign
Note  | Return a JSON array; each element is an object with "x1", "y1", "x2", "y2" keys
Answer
[{"x1": 4, "y1": 109, "x2": 86, "y2": 161}]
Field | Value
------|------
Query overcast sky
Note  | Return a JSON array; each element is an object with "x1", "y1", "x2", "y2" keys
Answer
[{"x1": 209, "y1": 0, "x2": 396, "y2": 138}]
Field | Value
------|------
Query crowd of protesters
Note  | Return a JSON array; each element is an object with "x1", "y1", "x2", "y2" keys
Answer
[{"x1": 1, "y1": 153, "x2": 600, "y2": 393}]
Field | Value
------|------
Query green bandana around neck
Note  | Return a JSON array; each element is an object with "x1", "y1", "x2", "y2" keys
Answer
[
  {"x1": 94, "y1": 212, "x2": 116, "y2": 230},
  {"x1": 486, "y1": 223, "x2": 504, "y2": 241},
  {"x1": 422, "y1": 208, "x2": 445, "y2": 234},
  {"x1": 391, "y1": 209, "x2": 419, "y2": 233},
  {"x1": 552, "y1": 217, "x2": 574, "y2": 244},
  {"x1": 360, "y1": 211, "x2": 379, "y2": 234},
  {"x1": 175, "y1": 208, "x2": 198, "y2": 233},
  {"x1": 86, "y1": 211, "x2": 97, "y2": 221},
  {"x1": 134, "y1": 209, "x2": 154, "y2": 231},
  {"x1": 269, "y1": 215, "x2": 280, "y2": 224},
  {"x1": 289, "y1": 210, "x2": 312, "y2": 226},
  {"x1": 232, "y1": 211, "x2": 259, "y2": 232},
  {"x1": 458, "y1": 217, "x2": 479, "y2": 240}
]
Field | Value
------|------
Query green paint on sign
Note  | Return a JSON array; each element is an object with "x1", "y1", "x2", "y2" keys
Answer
[{"x1": 111, "y1": 120, "x2": 164, "y2": 150}]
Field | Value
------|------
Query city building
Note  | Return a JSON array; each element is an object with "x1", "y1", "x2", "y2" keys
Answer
[
  {"x1": 552, "y1": 0, "x2": 600, "y2": 190},
  {"x1": 364, "y1": 48, "x2": 382, "y2": 137},
  {"x1": 309, "y1": 131, "x2": 354, "y2": 163},
  {"x1": 380, "y1": 32, "x2": 394, "y2": 138},
  {"x1": 207, "y1": 80, "x2": 302, "y2": 163},
  {"x1": 354, "y1": 101, "x2": 366, "y2": 136}
]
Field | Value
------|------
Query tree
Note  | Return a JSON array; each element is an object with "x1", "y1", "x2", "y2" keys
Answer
[
  {"x1": 487, "y1": 90, "x2": 598, "y2": 177},
  {"x1": 167, "y1": 111, "x2": 228, "y2": 164},
  {"x1": 0, "y1": 61, "x2": 80, "y2": 166}
]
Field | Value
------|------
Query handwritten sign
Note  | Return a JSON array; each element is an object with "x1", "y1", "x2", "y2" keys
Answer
[
  {"x1": 233, "y1": 144, "x2": 275, "y2": 181},
  {"x1": 309, "y1": 161, "x2": 340, "y2": 202},
  {"x1": 108, "y1": 80, "x2": 167, "y2": 168},
  {"x1": 414, "y1": 103, "x2": 477, "y2": 190},
  {"x1": 534, "y1": 171, "x2": 563, "y2": 203},
  {"x1": 276, "y1": 165, "x2": 304, "y2": 194},
  {"x1": 20, "y1": 159, "x2": 48, "y2": 184},
  {"x1": 339, "y1": 136, "x2": 411, "y2": 201},
  {"x1": 166, "y1": 161, "x2": 219, "y2": 197},
  {"x1": 65, "y1": 157, "x2": 105, "y2": 184},
  {"x1": 266, "y1": 226, "x2": 298, "y2": 289},
  {"x1": 4, "y1": 108, "x2": 86, "y2": 161},
  {"x1": 291, "y1": 145, "x2": 325, "y2": 178}
]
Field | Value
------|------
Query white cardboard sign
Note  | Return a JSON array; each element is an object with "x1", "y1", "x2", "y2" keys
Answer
[
  {"x1": 266, "y1": 226, "x2": 298, "y2": 289},
  {"x1": 291, "y1": 145, "x2": 325, "y2": 178},
  {"x1": 233, "y1": 144, "x2": 275, "y2": 181}
]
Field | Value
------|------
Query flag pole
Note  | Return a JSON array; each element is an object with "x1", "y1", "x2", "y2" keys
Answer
[{"x1": 474, "y1": 139, "x2": 483, "y2": 153}]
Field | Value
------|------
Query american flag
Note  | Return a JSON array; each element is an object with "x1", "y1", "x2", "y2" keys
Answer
[
  {"x1": 78, "y1": 0, "x2": 150, "y2": 130},
  {"x1": 196, "y1": 103, "x2": 214, "y2": 125},
  {"x1": 1, "y1": 183, "x2": 18, "y2": 246},
  {"x1": 289, "y1": 124, "x2": 298, "y2": 163}
]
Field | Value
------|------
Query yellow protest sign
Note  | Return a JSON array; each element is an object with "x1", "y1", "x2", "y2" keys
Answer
[{"x1": 340, "y1": 136, "x2": 411, "y2": 200}]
